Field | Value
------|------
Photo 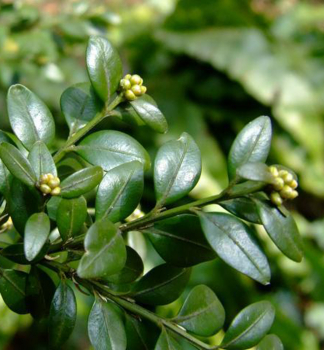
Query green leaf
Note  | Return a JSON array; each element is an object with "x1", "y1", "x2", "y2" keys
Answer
[
  {"x1": 47, "y1": 196, "x2": 62, "y2": 221},
  {"x1": 60, "y1": 166, "x2": 103, "y2": 199},
  {"x1": 86, "y1": 36, "x2": 123, "y2": 102},
  {"x1": 256, "y1": 334, "x2": 284, "y2": 350},
  {"x1": 1, "y1": 243, "x2": 30, "y2": 265},
  {"x1": 8, "y1": 178, "x2": 41, "y2": 234},
  {"x1": 60, "y1": 82, "x2": 103, "y2": 135},
  {"x1": 28, "y1": 141, "x2": 57, "y2": 179},
  {"x1": 237, "y1": 162, "x2": 274, "y2": 183},
  {"x1": 173, "y1": 285, "x2": 225, "y2": 337},
  {"x1": 131, "y1": 264, "x2": 191, "y2": 305},
  {"x1": 76, "y1": 130, "x2": 151, "y2": 172},
  {"x1": 49, "y1": 282, "x2": 77, "y2": 350},
  {"x1": 0, "y1": 269, "x2": 28, "y2": 314},
  {"x1": 7, "y1": 84, "x2": 55, "y2": 150},
  {"x1": 77, "y1": 218, "x2": 126, "y2": 279},
  {"x1": 130, "y1": 95, "x2": 168, "y2": 133},
  {"x1": 198, "y1": 212, "x2": 270, "y2": 284},
  {"x1": 88, "y1": 299, "x2": 127, "y2": 350},
  {"x1": 104, "y1": 246, "x2": 144, "y2": 284},
  {"x1": 0, "y1": 131, "x2": 14, "y2": 194},
  {"x1": 228, "y1": 116, "x2": 272, "y2": 181},
  {"x1": 255, "y1": 199, "x2": 303, "y2": 262},
  {"x1": 143, "y1": 214, "x2": 216, "y2": 267},
  {"x1": 96, "y1": 161, "x2": 144, "y2": 223},
  {"x1": 57, "y1": 197, "x2": 87, "y2": 242},
  {"x1": 155, "y1": 328, "x2": 182, "y2": 350},
  {"x1": 154, "y1": 132, "x2": 201, "y2": 206},
  {"x1": 220, "y1": 197, "x2": 262, "y2": 224},
  {"x1": 0, "y1": 142, "x2": 36, "y2": 187},
  {"x1": 221, "y1": 301, "x2": 275, "y2": 349},
  {"x1": 26, "y1": 266, "x2": 56, "y2": 319},
  {"x1": 24, "y1": 212, "x2": 50, "y2": 262},
  {"x1": 228, "y1": 181, "x2": 266, "y2": 197}
]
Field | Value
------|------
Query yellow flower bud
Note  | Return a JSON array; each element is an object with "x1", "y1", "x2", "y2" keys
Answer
[
  {"x1": 125, "y1": 90, "x2": 136, "y2": 101},
  {"x1": 140, "y1": 86, "x2": 147, "y2": 94},
  {"x1": 120, "y1": 79, "x2": 131, "y2": 90},
  {"x1": 273, "y1": 177, "x2": 284, "y2": 191},
  {"x1": 289, "y1": 179, "x2": 298, "y2": 189},
  {"x1": 290, "y1": 190, "x2": 298, "y2": 199},
  {"x1": 278, "y1": 170, "x2": 288, "y2": 177},
  {"x1": 131, "y1": 84, "x2": 142, "y2": 96},
  {"x1": 130, "y1": 74, "x2": 142, "y2": 85},
  {"x1": 139, "y1": 78, "x2": 143, "y2": 86},
  {"x1": 51, "y1": 187, "x2": 61, "y2": 196},
  {"x1": 40, "y1": 174, "x2": 49, "y2": 184},
  {"x1": 47, "y1": 173, "x2": 55, "y2": 181},
  {"x1": 48, "y1": 177, "x2": 60, "y2": 189},
  {"x1": 270, "y1": 192, "x2": 283, "y2": 206},
  {"x1": 40, "y1": 184, "x2": 52, "y2": 195},
  {"x1": 280, "y1": 185, "x2": 293, "y2": 199},
  {"x1": 269, "y1": 166, "x2": 279, "y2": 177},
  {"x1": 282, "y1": 172, "x2": 293, "y2": 184},
  {"x1": 124, "y1": 74, "x2": 132, "y2": 80}
]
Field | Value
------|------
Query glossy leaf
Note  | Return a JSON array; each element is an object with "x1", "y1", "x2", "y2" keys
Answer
[
  {"x1": 154, "y1": 132, "x2": 201, "y2": 206},
  {"x1": 131, "y1": 264, "x2": 191, "y2": 305},
  {"x1": 7, "y1": 84, "x2": 55, "y2": 150},
  {"x1": 1, "y1": 243, "x2": 29, "y2": 265},
  {"x1": 47, "y1": 196, "x2": 62, "y2": 221},
  {"x1": 0, "y1": 142, "x2": 36, "y2": 187},
  {"x1": 60, "y1": 166, "x2": 103, "y2": 199},
  {"x1": 256, "y1": 334, "x2": 284, "y2": 350},
  {"x1": 221, "y1": 301, "x2": 275, "y2": 349},
  {"x1": 237, "y1": 162, "x2": 274, "y2": 183},
  {"x1": 144, "y1": 214, "x2": 216, "y2": 267},
  {"x1": 228, "y1": 181, "x2": 266, "y2": 197},
  {"x1": 0, "y1": 131, "x2": 14, "y2": 194},
  {"x1": 86, "y1": 36, "x2": 123, "y2": 102},
  {"x1": 61, "y1": 82, "x2": 102, "y2": 134},
  {"x1": 198, "y1": 212, "x2": 270, "y2": 284},
  {"x1": 28, "y1": 141, "x2": 57, "y2": 179},
  {"x1": 77, "y1": 218, "x2": 126, "y2": 279},
  {"x1": 96, "y1": 161, "x2": 144, "y2": 223},
  {"x1": 256, "y1": 199, "x2": 303, "y2": 262},
  {"x1": 76, "y1": 130, "x2": 150, "y2": 172},
  {"x1": 49, "y1": 282, "x2": 77, "y2": 349},
  {"x1": 174, "y1": 285, "x2": 225, "y2": 337},
  {"x1": 228, "y1": 116, "x2": 272, "y2": 180},
  {"x1": 26, "y1": 266, "x2": 56, "y2": 319},
  {"x1": 104, "y1": 246, "x2": 144, "y2": 284},
  {"x1": 155, "y1": 328, "x2": 182, "y2": 350},
  {"x1": 24, "y1": 212, "x2": 50, "y2": 262},
  {"x1": 0, "y1": 269, "x2": 28, "y2": 314},
  {"x1": 88, "y1": 298, "x2": 127, "y2": 350},
  {"x1": 220, "y1": 197, "x2": 262, "y2": 224},
  {"x1": 57, "y1": 197, "x2": 87, "y2": 241},
  {"x1": 130, "y1": 95, "x2": 168, "y2": 133}
]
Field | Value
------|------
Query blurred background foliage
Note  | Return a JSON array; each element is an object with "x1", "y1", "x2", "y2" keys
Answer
[{"x1": 1, "y1": 0, "x2": 324, "y2": 349}]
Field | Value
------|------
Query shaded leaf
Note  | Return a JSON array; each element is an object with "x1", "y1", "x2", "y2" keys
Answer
[
  {"x1": 237, "y1": 162, "x2": 274, "y2": 183},
  {"x1": 28, "y1": 141, "x2": 57, "y2": 179},
  {"x1": 256, "y1": 334, "x2": 284, "y2": 350},
  {"x1": 155, "y1": 328, "x2": 182, "y2": 350}
]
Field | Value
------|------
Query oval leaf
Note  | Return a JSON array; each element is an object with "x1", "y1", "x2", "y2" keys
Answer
[
  {"x1": 1, "y1": 243, "x2": 29, "y2": 265},
  {"x1": 86, "y1": 36, "x2": 123, "y2": 102},
  {"x1": 76, "y1": 130, "x2": 150, "y2": 172},
  {"x1": 237, "y1": 162, "x2": 274, "y2": 183},
  {"x1": 24, "y1": 212, "x2": 50, "y2": 262},
  {"x1": 198, "y1": 212, "x2": 270, "y2": 285},
  {"x1": 256, "y1": 199, "x2": 303, "y2": 262},
  {"x1": 7, "y1": 84, "x2": 55, "y2": 150},
  {"x1": 155, "y1": 328, "x2": 182, "y2": 350},
  {"x1": 28, "y1": 141, "x2": 57, "y2": 179},
  {"x1": 143, "y1": 214, "x2": 216, "y2": 267},
  {"x1": 0, "y1": 269, "x2": 28, "y2": 314},
  {"x1": 60, "y1": 166, "x2": 103, "y2": 199},
  {"x1": 61, "y1": 82, "x2": 103, "y2": 135},
  {"x1": 228, "y1": 116, "x2": 272, "y2": 181},
  {"x1": 174, "y1": 285, "x2": 225, "y2": 337},
  {"x1": 49, "y1": 282, "x2": 77, "y2": 349},
  {"x1": 130, "y1": 264, "x2": 191, "y2": 305},
  {"x1": 221, "y1": 301, "x2": 275, "y2": 349},
  {"x1": 154, "y1": 132, "x2": 201, "y2": 206},
  {"x1": 130, "y1": 95, "x2": 168, "y2": 133},
  {"x1": 0, "y1": 142, "x2": 36, "y2": 187},
  {"x1": 96, "y1": 161, "x2": 144, "y2": 223},
  {"x1": 256, "y1": 334, "x2": 284, "y2": 350},
  {"x1": 57, "y1": 197, "x2": 87, "y2": 242},
  {"x1": 77, "y1": 218, "x2": 126, "y2": 279},
  {"x1": 88, "y1": 299, "x2": 127, "y2": 350}
]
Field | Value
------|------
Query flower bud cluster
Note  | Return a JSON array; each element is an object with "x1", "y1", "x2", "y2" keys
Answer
[
  {"x1": 1, "y1": 217, "x2": 12, "y2": 231},
  {"x1": 38, "y1": 173, "x2": 61, "y2": 196},
  {"x1": 120, "y1": 74, "x2": 147, "y2": 101},
  {"x1": 268, "y1": 166, "x2": 298, "y2": 206}
]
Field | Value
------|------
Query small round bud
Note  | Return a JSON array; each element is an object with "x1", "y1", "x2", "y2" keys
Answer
[
  {"x1": 131, "y1": 84, "x2": 142, "y2": 96},
  {"x1": 47, "y1": 173, "x2": 55, "y2": 181},
  {"x1": 282, "y1": 172, "x2": 293, "y2": 184},
  {"x1": 289, "y1": 179, "x2": 298, "y2": 189},
  {"x1": 280, "y1": 185, "x2": 293, "y2": 199},
  {"x1": 278, "y1": 170, "x2": 288, "y2": 177},
  {"x1": 140, "y1": 85, "x2": 147, "y2": 94},
  {"x1": 273, "y1": 177, "x2": 284, "y2": 191},
  {"x1": 40, "y1": 184, "x2": 52, "y2": 195},
  {"x1": 40, "y1": 174, "x2": 49, "y2": 184},
  {"x1": 48, "y1": 177, "x2": 60, "y2": 189},
  {"x1": 124, "y1": 74, "x2": 131, "y2": 80},
  {"x1": 269, "y1": 166, "x2": 279, "y2": 177},
  {"x1": 120, "y1": 79, "x2": 131, "y2": 90},
  {"x1": 290, "y1": 190, "x2": 298, "y2": 199},
  {"x1": 130, "y1": 74, "x2": 142, "y2": 85},
  {"x1": 51, "y1": 187, "x2": 61, "y2": 196},
  {"x1": 125, "y1": 90, "x2": 136, "y2": 101},
  {"x1": 139, "y1": 78, "x2": 143, "y2": 86},
  {"x1": 270, "y1": 192, "x2": 283, "y2": 206}
]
